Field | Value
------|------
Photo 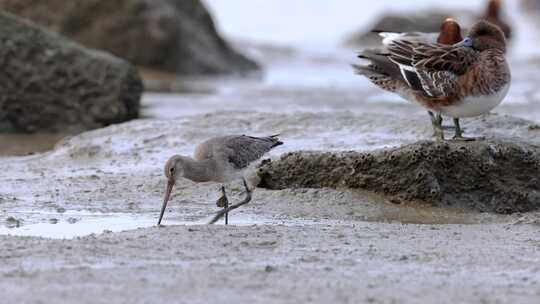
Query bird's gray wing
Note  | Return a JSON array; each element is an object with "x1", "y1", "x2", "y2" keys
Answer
[{"x1": 223, "y1": 135, "x2": 283, "y2": 169}]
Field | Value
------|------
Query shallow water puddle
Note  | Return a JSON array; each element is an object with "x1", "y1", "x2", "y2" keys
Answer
[
  {"x1": 0, "y1": 210, "x2": 349, "y2": 239},
  {"x1": 0, "y1": 211, "x2": 172, "y2": 239}
]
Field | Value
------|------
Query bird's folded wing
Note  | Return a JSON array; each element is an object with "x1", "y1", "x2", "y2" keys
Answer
[
  {"x1": 387, "y1": 40, "x2": 479, "y2": 97},
  {"x1": 225, "y1": 135, "x2": 281, "y2": 169}
]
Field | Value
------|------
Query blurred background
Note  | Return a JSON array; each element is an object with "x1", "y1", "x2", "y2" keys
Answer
[
  {"x1": 206, "y1": 0, "x2": 519, "y2": 50},
  {"x1": 3, "y1": 2, "x2": 540, "y2": 301},
  {"x1": 0, "y1": 0, "x2": 539, "y2": 156}
]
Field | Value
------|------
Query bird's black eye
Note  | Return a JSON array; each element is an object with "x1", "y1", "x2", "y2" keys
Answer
[{"x1": 169, "y1": 167, "x2": 175, "y2": 173}]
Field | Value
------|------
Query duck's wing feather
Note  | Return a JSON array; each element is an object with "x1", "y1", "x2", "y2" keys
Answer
[
  {"x1": 378, "y1": 32, "x2": 438, "y2": 46},
  {"x1": 386, "y1": 40, "x2": 479, "y2": 97}
]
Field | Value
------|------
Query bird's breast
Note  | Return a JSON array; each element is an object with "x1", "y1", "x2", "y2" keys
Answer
[{"x1": 439, "y1": 82, "x2": 510, "y2": 118}]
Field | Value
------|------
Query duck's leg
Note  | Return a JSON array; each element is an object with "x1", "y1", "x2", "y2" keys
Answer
[
  {"x1": 208, "y1": 179, "x2": 252, "y2": 225},
  {"x1": 452, "y1": 118, "x2": 476, "y2": 141},
  {"x1": 215, "y1": 186, "x2": 229, "y2": 225},
  {"x1": 428, "y1": 111, "x2": 454, "y2": 130},
  {"x1": 428, "y1": 111, "x2": 444, "y2": 141}
]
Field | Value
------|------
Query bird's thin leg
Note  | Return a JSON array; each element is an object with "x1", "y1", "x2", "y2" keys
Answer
[
  {"x1": 241, "y1": 178, "x2": 252, "y2": 201},
  {"x1": 215, "y1": 186, "x2": 229, "y2": 225},
  {"x1": 208, "y1": 179, "x2": 252, "y2": 225},
  {"x1": 452, "y1": 118, "x2": 476, "y2": 141},
  {"x1": 224, "y1": 189, "x2": 228, "y2": 225},
  {"x1": 428, "y1": 111, "x2": 444, "y2": 141}
]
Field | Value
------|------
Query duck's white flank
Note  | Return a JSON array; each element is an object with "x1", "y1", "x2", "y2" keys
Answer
[{"x1": 440, "y1": 83, "x2": 510, "y2": 118}]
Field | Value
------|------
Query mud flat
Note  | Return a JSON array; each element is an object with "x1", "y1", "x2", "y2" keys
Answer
[
  {"x1": 1, "y1": 111, "x2": 540, "y2": 303},
  {"x1": 2, "y1": 41, "x2": 540, "y2": 303},
  {"x1": 2, "y1": 220, "x2": 540, "y2": 304}
]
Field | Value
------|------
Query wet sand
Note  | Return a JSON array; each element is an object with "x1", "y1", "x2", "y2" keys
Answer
[
  {"x1": 3, "y1": 221, "x2": 540, "y2": 303},
  {"x1": 2, "y1": 113, "x2": 540, "y2": 303},
  {"x1": 2, "y1": 42, "x2": 540, "y2": 303}
]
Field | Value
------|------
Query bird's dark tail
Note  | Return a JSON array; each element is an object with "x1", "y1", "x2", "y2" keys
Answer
[
  {"x1": 355, "y1": 50, "x2": 399, "y2": 77},
  {"x1": 371, "y1": 29, "x2": 402, "y2": 34},
  {"x1": 353, "y1": 49, "x2": 404, "y2": 92},
  {"x1": 268, "y1": 134, "x2": 283, "y2": 148},
  {"x1": 247, "y1": 134, "x2": 283, "y2": 148}
]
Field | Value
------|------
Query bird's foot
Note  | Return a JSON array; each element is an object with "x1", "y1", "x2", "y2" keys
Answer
[
  {"x1": 441, "y1": 125, "x2": 456, "y2": 131},
  {"x1": 432, "y1": 131, "x2": 445, "y2": 141},
  {"x1": 216, "y1": 186, "x2": 229, "y2": 224},
  {"x1": 216, "y1": 187, "x2": 229, "y2": 208},
  {"x1": 208, "y1": 192, "x2": 253, "y2": 225},
  {"x1": 216, "y1": 195, "x2": 228, "y2": 208},
  {"x1": 429, "y1": 113, "x2": 445, "y2": 141},
  {"x1": 451, "y1": 135, "x2": 479, "y2": 142}
]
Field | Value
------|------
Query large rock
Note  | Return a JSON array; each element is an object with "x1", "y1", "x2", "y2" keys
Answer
[
  {"x1": 259, "y1": 139, "x2": 540, "y2": 214},
  {"x1": 0, "y1": 0, "x2": 259, "y2": 75},
  {"x1": 0, "y1": 12, "x2": 142, "y2": 133}
]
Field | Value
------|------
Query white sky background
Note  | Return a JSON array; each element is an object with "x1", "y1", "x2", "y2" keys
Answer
[
  {"x1": 203, "y1": 0, "x2": 487, "y2": 48},
  {"x1": 203, "y1": 0, "x2": 537, "y2": 57}
]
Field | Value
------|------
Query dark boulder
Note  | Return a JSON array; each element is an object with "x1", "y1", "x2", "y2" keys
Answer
[
  {"x1": 0, "y1": 0, "x2": 259, "y2": 75},
  {"x1": 0, "y1": 12, "x2": 143, "y2": 133},
  {"x1": 259, "y1": 139, "x2": 540, "y2": 214}
]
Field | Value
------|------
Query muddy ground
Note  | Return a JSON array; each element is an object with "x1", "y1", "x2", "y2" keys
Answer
[
  {"x1": 2, "y1": 42, "x2": 540, "y2": 303},
  {"x1": 3, "y1": 221, "x2": 540, "y2": 304}
]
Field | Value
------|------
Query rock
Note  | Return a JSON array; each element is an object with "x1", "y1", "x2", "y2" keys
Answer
[
  {"x1": 258, "y1": 139, "x2": 540, "y2": 214},
  {"x1": 0, "y1": 0, "x2": 259, "y2": 76},
  {"x1": 344, "y1": 9, "x2": 476, "y2": 47},
  {"x1": 0, "y1": 12, "x2": 142, "y2": 133}
]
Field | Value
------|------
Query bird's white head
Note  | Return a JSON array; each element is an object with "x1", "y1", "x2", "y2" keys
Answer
[{"x1": 164, "y1": 155, "x2": 186, "y2": 182}]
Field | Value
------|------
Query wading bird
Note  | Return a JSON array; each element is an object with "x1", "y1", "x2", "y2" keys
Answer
[{"x1": 158, "y1": 135, "x2": 283, "y2": 226}]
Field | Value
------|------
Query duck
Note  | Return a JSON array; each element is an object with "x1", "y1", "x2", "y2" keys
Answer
[
  {"x1": 374, "y1": 18, "x2": 463, "y2": 137},
  {"x1": 354, "y1": 20, "x2": 511, "y2": 141}
]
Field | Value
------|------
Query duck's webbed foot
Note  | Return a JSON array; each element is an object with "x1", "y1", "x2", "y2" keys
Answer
[{"x1": 451, "y1": 118, "x2": 478, "y2": 141}]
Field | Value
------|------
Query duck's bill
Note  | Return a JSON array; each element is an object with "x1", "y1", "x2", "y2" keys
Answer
[
  {"x1": 454, "y1": 37, "x2": 472, "y2": 47},
  {"x1": 157, "y1": 178, "x2": 175, "y2": 226}
]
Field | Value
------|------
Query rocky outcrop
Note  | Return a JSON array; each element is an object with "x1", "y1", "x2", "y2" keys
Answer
[
  {"x1": 0, "y1": 0, "x2": 259, "y2": 75},
  {"x1": 344, "y1": 9, "x2": 476, "y2": 47},
  {"x1": 0, "y1": 12, "x2": 143, "y2": 133},
  {"x1": 259, "y1": 139, "x2": 540, "y2": 214}
]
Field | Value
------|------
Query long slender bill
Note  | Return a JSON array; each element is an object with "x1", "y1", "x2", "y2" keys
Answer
[{"x1": 157, "y1": 178, "x2": 175, "y2": 226}]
